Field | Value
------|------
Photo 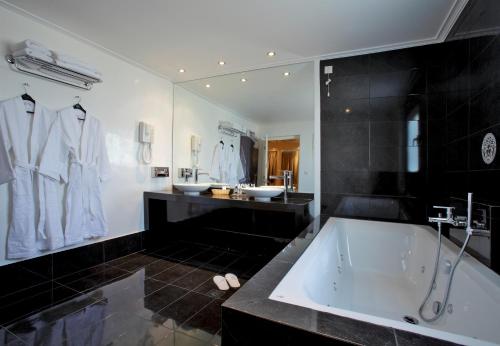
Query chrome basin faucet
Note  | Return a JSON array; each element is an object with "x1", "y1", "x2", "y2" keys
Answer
[
  {"x1": 193, "y1": 168, "x2": 209, "y2": 183},
  {"x1": 269, "y1": 170, "x2": 293, "y2": 202}
]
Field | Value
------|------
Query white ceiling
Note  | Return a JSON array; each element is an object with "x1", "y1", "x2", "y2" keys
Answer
[
  {"x1": 1, "y1": 0, "x2": 467, "y2": 82},
  {"x1": 178, "y1": 62, "x2": 314, "y2": 124}
]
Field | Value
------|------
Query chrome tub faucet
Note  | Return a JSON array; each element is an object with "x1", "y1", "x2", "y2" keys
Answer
[{"x1": 429, "y1": 193, "x2": 490, "y2": 237}]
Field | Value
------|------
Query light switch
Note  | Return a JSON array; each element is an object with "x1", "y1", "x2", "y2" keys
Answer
[
  {"x1": 151, "y1": 167, "x2": 169, "y2": 177},
  {"x1": 324, "y1": 66, "x2": 333, "y2": 74}
]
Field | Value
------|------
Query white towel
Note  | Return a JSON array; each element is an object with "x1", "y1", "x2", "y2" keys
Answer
[
  {"x1": 55, "y1": 60, "x2": 102, "y2": 79},
  {"x1": 12, "y1": 48, "x2": 54, "y2": 64},
  {"x1": 53, "y1": 53, "x2": 101, "y2": 75},
  {"x1": 13, "y1": 39, "x2": 52, "y2": 56}
]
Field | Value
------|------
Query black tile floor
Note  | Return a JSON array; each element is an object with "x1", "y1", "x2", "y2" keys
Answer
[{"x1": 0, "y1": 241, "x2": 273, "y2": 346}]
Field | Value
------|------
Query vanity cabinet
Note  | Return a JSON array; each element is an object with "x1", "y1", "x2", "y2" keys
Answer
[{"x1": 144, "y1": 191, "x2": 313, "y2": 251}]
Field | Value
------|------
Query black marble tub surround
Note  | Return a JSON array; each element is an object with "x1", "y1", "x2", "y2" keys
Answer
[
  {"x1": 144, "y1": 190, "x2": 313, "y2": 243},
  {"x1": 222, "y1": 216, "x2": 459, "y2": 346},
  {"x1": 0, "y1": 240, "x2": 275, "y2": 345}
]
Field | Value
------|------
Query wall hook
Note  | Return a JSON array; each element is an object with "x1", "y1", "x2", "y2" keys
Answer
[{"x1": 22, "y1": 82, "x2": 30, "y2": 94}]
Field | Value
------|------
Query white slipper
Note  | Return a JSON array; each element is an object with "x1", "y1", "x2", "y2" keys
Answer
[
  {"x1": 213, "y1": 275, "x2": 229, "y2": 291},
  {"x1": 225, "y1": 273, "x2": 240, "y2": 288}
]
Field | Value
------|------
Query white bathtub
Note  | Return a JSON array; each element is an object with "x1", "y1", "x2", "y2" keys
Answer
[{"x1": 270, "y1": 218, "x2": 500, "y2": 345}]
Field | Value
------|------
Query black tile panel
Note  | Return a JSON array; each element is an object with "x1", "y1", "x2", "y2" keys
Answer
[
  {"x1": 179, "y1": 299, "x2": 224, "y2": 342},
  {"x1": 321, "y1": 120, "x2": 370, "y2": 146},
  {"x1": 370, "y1": 46, "x2": 425, "y2": 73},
  {"x1": 103, "y1": 232, "x2": 142, "y2": 262},
  {"x1": 0, "y1": 283, "x2": 80, "y2": 325},
  {"x1": 470, "y1": 83, "x2": 500, "y2": 134},
  {"x1": 370, "y1": 95, "x2": 426, "y2": 122},
  {"x1": 2, "y1": 242, "x2": 263, "y2": 346},
  {"x1": 329, "y1": 74, "x2": 370, "y2": 99},
  {"x1": 370, "y1": 69, "x2": 425, "y2": 97},
  {"x1": 0, "y1": 261, "x2": 51, "y2": 299},
  {"x1": 321, "y1": 97, "x2": 370, "y2": 123},
  {"x1": 470, "y1": 35, "x2": 500, "y2": 93},
  {"x1": 154, "y1": 291, "x2": 213, "y2": 330},
  {"x1": 52, "y1": 242, "x2": 104, "y2": 278}
]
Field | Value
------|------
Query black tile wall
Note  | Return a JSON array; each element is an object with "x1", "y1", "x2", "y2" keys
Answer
[
  {"x1": 0, "y1": 232, "x2": 144, "y2": 300},
  {"x1": 321, "y1": 33, "x2": 500, "y2": 272}
]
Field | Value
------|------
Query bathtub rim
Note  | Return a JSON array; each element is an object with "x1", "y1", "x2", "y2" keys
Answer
[
  {"x1": 222, "y1": 215, "x2": 500, "y2": 346},
  {"x1": 269, "y1": 217, "x2": 500, "y2": 346}
]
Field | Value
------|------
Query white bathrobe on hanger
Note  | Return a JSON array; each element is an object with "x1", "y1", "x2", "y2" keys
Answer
[
  {"x1": 224, "y1": 144, "x2": 245, "y2": 186},
  {"x1": 0, "y1": 96, "x2": 64, "y2": 258},
  {"x1": 39, "y1": 108, "x2": 110, "y2": 245},
  {"x1": 209, "y1": 142, "x2": 225, "y2": 182}
]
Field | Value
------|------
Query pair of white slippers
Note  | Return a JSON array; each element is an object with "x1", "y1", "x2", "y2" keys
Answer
[{"x1": 213, "y1": 273, "x2": 240, "y2": 290}]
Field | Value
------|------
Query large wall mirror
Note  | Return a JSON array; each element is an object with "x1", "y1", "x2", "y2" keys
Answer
[{"x1": 172, "y1": 62, "x2": 314, "y2": 192}]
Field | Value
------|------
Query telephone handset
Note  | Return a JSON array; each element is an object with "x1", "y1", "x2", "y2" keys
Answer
[
  {"x1": 139, "y1": 122, "x2": 154, "y2": 164},
  {"x1": 139, "y1": 122, "x2": 154, "y2": 143}
]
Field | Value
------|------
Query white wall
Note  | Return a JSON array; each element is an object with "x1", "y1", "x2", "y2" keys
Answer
[
  {"x1": 260, "y1": 121, "x2": 314, "y2": 193},
  {"x1": 172, "y1": 85, "x2": 259, "y2": 183},
  {"x1": 0, "y1": 5, "x2": 173, "y2": 266}
]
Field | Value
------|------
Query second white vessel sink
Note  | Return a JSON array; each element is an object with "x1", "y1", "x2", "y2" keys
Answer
[
  {"x1": 242, "y1": 186, "x2": 284, "y2": 201},
  {"x1": 174, "y1": 183, "x2": 211, "y2": 196}
]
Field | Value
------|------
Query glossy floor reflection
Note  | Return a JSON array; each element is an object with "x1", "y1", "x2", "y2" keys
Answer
[{"x1": 0, "y1": 241, "x2": 272, "y2": 345}]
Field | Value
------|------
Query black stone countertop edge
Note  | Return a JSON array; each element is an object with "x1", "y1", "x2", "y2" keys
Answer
[
  {"x1": 144, "y1": 190, "x2": 314, "y2": 211},
  {"x1": 222, "y1": 215, "x2": 461, "y2": 346}
]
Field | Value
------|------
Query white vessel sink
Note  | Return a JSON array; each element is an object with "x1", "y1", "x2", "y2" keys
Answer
[
  {"x1": 242, "y1": 186, "x2": 284, "y2": 201},
  {"x1": 174, "y1": 183, "x2": 211, "y2": 195}
]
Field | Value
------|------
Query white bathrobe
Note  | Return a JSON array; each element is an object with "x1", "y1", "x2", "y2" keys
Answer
[
  {"x1": 224, "y1": 145, "x2": 245, "y2": 186},
  {"x1": 0, "y1": 96, "x2": 64, "y2": 258},
  {"x1": 39, "y1": 108, "x2": 110, "y2": 245},
  {"x1": 209, "y1": 142, "x2": 225, "y2": 182}
]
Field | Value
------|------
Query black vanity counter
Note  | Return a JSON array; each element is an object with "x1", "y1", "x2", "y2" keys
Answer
[
  {"x1": 144, "y1": 190, "x2": 312, "y2": 211},
  {"x1": 221, "y1": 216, "x2": 459, "y2": 346},
  {"x1": 143, "y1": 190, "x2": 314, "y2": 247}
]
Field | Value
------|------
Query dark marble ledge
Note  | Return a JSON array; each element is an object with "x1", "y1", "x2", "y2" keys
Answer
[
  {"x1": 222, "y1": 216, "x2": 459, "y2": 346},
  {"x1": 144, "y1": 190, "x2": 314, "y2": 211}
]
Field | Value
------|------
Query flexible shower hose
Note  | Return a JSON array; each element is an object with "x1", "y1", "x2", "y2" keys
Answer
[{"x1": 418, "y1": 222, "x2": 471, "y2": 323}]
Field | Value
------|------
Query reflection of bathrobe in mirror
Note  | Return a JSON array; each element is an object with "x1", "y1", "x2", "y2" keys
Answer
[
  {"x1": 39, "y1": 108, "x2": 110, "y2": 245},
  {"x1": 209, "y1": 142, "x2": 225, "y2": 182},
  {"x1": 209, "y1": 142, "x2": 244, "y2": 185},
  {"x1": 0, "y1": 97, "x2": 64, "y2": 258},
  {"x1": 225, "y1": 145, "x2": 245, "y2": 186}
]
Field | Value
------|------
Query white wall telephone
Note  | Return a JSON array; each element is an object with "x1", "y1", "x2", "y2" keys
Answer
[
  {"x1": 139, "y1": 121, "x2": 154, "y2": 143},
  {"x1": 191, "y1": 135, "x2": 201, "y2": 153},
  {"x1": 139, "y1": 122, "x2": 154, "y2": 164}
]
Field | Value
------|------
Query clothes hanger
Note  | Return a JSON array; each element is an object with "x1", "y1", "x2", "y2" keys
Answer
[
  {"x1": 21, "y1": 83, "x2": 35, "y2": 114},
  {"x1": 73, "y1": 96, "x2": 86, "y2": 120},
  {"x1": 219, "y1": 137, "x2": 224, "y2": 147}
]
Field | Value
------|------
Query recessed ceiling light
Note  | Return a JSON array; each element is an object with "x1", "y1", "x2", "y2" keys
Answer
[
  {"x1": 267, "y1": 51, "x2": 276, "y2": 57},
  {"x1": 218, "y1": 61, "x2": 225, "y2": 66},
  {"x1": 283, "y1": 72, "x2": 290, "y2": 76},
  {"x1": 205, "y1": 84, "x2": 211, "y2": 88},
  {"x1": 179, "y1": 68, "x2": 185, "y2": 73},
  {"x1": 345, "y1": 107, "x2": 352, "y2": 114},
  {"x1": 241, "y1": 78, "x2": 247, "y2": 82}
]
